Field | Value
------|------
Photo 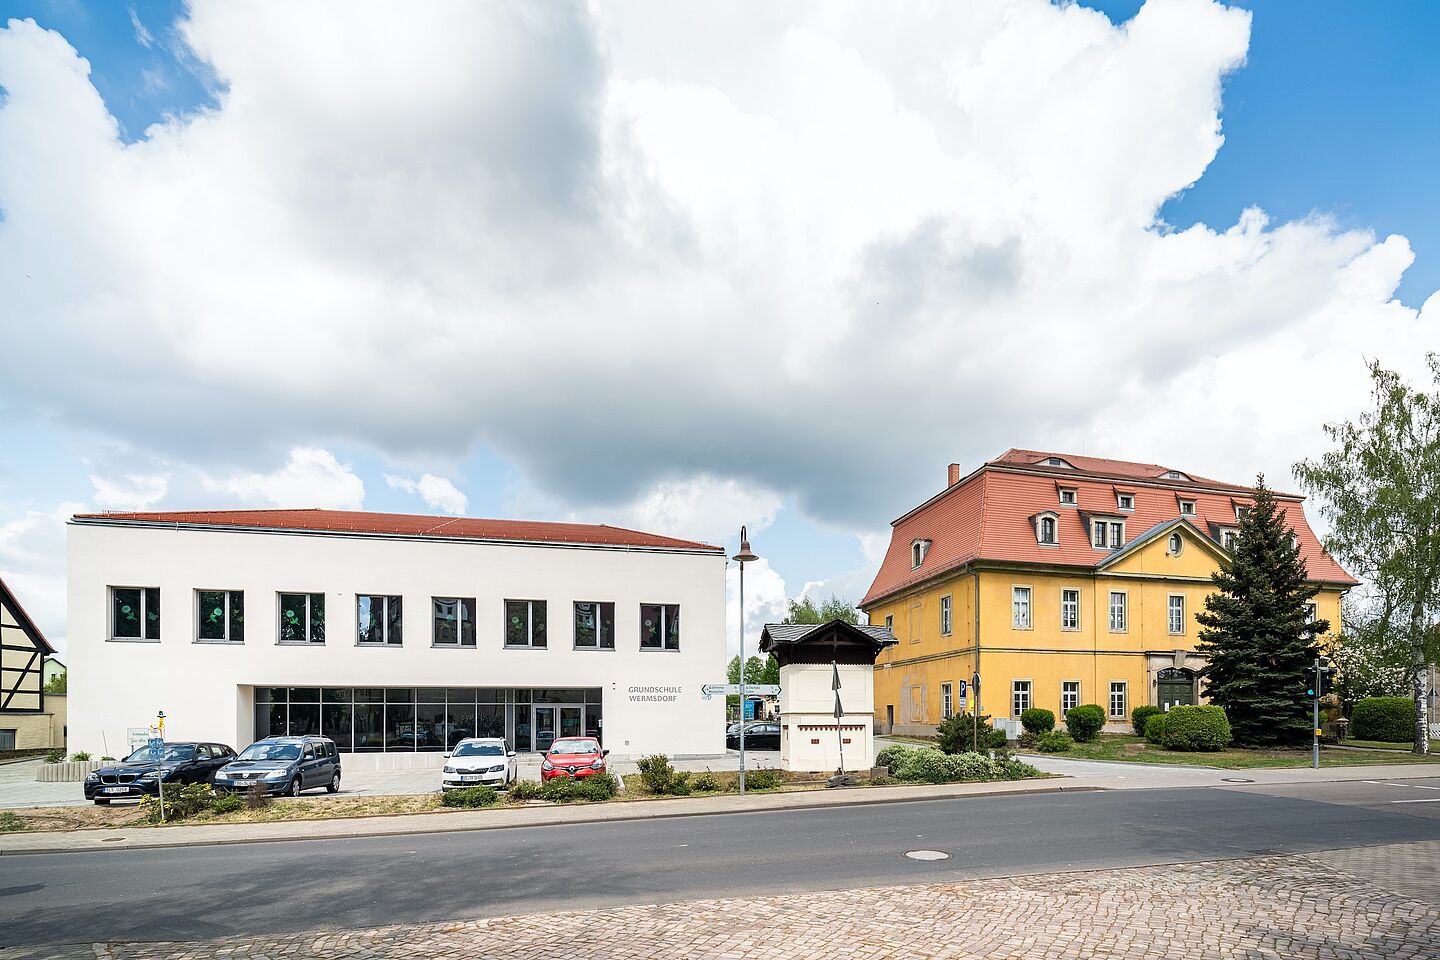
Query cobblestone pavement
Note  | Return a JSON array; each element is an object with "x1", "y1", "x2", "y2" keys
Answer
[{"x1": 26, "y1": 840, "x2": 1440, "y2": 960}]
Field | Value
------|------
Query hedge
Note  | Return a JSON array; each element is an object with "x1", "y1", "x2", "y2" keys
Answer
[
  {"x1": 937, "y1": 713, "x2": 1007, "y2": 753},
  {"x1": 441, "y1": 785, "x2": 499, "y2": 808},
  {"x1": 1350, "y1": 697, "x2": 1416, "y2": 743},
  {"x1": 890, "y1": 747, "x2": 1038, "y2": 784},
  {"x1": 1065, "y1": 704, "x2": 1106, "y2": 743},
  {"x1": 1160, "y1": 705, "x2": 1232, "y2": 752},
  {"x1": 1037, "y1": 731, "x2": 1073, "y2": 753},
  {"x1": 1131, "y1": 705, "x2": 1163, "y2": 738},
  {"x1": 1144, "y1": 713, "x2": 1167, "y2": 745},
  {"x1": 1020, "y1": 708, "x2": 1056, "y2": 734}
]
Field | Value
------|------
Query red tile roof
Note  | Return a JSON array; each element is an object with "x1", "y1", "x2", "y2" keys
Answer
[
  {"x1": 862, "y1": 450, "x2": 1357, "y2": 607},
  {"x1": 70, "y1": 509, "x2": 723, "y2": 553}
]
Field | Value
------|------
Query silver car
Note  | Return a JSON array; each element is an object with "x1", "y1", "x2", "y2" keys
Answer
[{"x1": 441, "y1": 737, "x2": 517, "y2": 790}]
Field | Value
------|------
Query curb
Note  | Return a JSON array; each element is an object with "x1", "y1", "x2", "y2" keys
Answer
[{"x1": 0, "y1": 780, "x2": 1105, "y2": 856}]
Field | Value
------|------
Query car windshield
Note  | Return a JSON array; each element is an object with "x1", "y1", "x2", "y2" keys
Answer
[
  {"x1": 453, "y1": 742, "x2": 505, "y2": 757},
  {"x1": 123, "y1": 744, "x2": 194, "y2": 763},
  {"x1": 237, "y1": 743, "x2": 302, "y2": 761},
  {"x1": 549, "y1": 739, "x2": 598, "y2": 755}
]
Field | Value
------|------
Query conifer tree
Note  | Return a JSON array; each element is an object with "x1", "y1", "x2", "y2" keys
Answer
[{"x1": 1195, "y1": 476, "x2": 1328, "y2": 746}]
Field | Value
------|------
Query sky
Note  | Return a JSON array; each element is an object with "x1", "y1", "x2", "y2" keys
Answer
[{"x1": 1, "y1": 0, "x2": 1436, "y2": 657}]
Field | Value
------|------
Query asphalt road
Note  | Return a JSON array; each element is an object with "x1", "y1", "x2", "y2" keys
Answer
[{"x1": 4, "y1": 781, "x2": 1440, "y2": 948}]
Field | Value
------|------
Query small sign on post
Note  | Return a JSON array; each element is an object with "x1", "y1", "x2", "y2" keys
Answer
[{"x1": 700, "y1": 683, "x2": 780, "y2": 699}]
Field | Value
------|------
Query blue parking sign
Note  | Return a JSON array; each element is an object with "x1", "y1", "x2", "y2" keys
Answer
[{"x1": 148, "y1": 736, "x2": 164, "y2": 762}]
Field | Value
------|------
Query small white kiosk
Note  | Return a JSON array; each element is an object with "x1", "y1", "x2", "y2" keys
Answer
[{"x1": 759, "y1": 620, "x2": 897, "y2": 774}]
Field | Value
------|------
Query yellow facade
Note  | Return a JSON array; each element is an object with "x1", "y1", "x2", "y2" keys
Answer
[{"x1": 869, "y1": 524, "x2": 1344, "y2": 734}]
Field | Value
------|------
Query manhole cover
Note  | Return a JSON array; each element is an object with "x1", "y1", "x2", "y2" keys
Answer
[
  {"x1": 905, "y1": 849, "x2": 950, "y2": 861},
  {"x1": 101, "y1": 837, "x2": 126, "y2": 842},
  {"x1": 1221, "y1": 777, "x2": 1255, "y2": 783}
]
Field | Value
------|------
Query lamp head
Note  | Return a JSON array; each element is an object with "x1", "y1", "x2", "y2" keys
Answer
[{"x1": 732, "y1": 524, "x2": 759, "y2": 563}]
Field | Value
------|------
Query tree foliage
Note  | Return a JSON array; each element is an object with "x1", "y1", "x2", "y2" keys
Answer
[
  {"x1": 1294, "y1": 355, "x2": 1440, "y2": 754},
  {"x1": 784, "y1": 595, "x2": 860, "y2": 625},
  {"x1": 43, "y1": 668, "x2": 67, "y2": 695},
  {"x1": 1195, "y1": 476, "x2": 1326, "y2": 747}
]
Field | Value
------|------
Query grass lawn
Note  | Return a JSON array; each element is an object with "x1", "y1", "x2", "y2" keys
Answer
[
  {"x1": 1339, "y1": 737, "x2": 1440, "y2": 752},
  {"x1": 1025, "y1": 734, "x2": 1440, "y2": 769}
]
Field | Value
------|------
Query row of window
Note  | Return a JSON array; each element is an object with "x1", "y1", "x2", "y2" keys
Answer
[
  {"x1": 1010, "y1": 586, "x2": 1185, "y2": 635},
  {"x1": 109, "y1": 587, "x2": 683, "y2": 652},
  {"x1": 1010, "y1": 680, "x2": 1129, "y2": 720}
]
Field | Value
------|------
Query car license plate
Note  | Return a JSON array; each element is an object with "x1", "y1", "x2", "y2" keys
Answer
[
  {"x1": 461, "y1": 774, "x2": 482, "y2": 782},
  {"x1": 102, "y1": 786, "x2": 130, "y2": 794}
]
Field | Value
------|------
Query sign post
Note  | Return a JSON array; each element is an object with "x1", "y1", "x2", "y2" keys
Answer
[
  {"x1": 971, "y1": 672, "x2": 981, "y2": 753},
  {"x1": 832, "y1": 661, "x2": 845, "y2": 777},
  {"x1": 150, "y1": 710, "x2": 167, "y2": 823}
]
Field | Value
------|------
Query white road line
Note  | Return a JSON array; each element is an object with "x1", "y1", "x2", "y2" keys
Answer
[
  {"x1": 1367, "y1": 781, "x2": 1440, "y2": 791},
  {"x1": 1389, "y1": 798, "x2": 1440, "y2": 804}
]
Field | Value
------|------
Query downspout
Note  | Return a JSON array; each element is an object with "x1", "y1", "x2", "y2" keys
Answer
[{"x1": 973, "y1": 569, "x2": 982, "y2": 720}]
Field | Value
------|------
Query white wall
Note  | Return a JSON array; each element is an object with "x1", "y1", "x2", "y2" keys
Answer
[
  {"x1": 777, "y1": 662, "x2": 876, "y2": 773},
  {"x1": 68, "y1": 522, "x2": 726, "y2": 761}
]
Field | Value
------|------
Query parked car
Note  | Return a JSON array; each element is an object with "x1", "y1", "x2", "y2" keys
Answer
[
  {"x1": 539, "y1": 737, "x2": 608, "y2": 782},
  {"x1": 84, "y1": 741, "x2": 236, "y2": 804},
  {"x1": 726, "y1": 722, "x2": 781, "y2": 751},
  {"x1": 441, "y1": 737, "x2": 517, "y2": 790},
  {"x1": 213, "y1": 736, "x2": 340, "y2": 797}
]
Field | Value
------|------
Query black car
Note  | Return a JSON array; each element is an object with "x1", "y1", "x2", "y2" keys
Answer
[
  {"x1": 84, "y1": 742, "x2": 237, "y2": 804},
  {"x1": 726, "y1": 722, "x2": 780, "y2": 750},
  {"x1": 213, "y1": 736, "x2": 341, "y2": 797}
]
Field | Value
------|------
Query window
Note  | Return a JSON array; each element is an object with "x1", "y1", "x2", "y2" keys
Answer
[
  {"x1": 640, "y1": 603, "x2": 681, "y2": 651},
  {"x1": 1012, "y1": 680, "x2": 1031, "y2": 717},
  {"x1": 1234, "y1": 503, "x2": 1250, "y2": 521},
  {"x1": 911, "y1": 539, "x2": 931, "y2": 568},
  {"x1": 1109, "y1": 591, "x2": 1127, "y2": 632},
  {"x1": 505, "y1": 600, "x2": 548, "y2": 648},
  {"x1": 432, "y1": 597, "x2": 476, "y2": 647},
  {"x1": 1117, "y1": 493, "x2": 1135, "y2": 511},
  {"x1": 0, "y1": 729, "x2": 15, "y2": 751},
  {"x1": 1168, "y1": 532, "x2": 1184, "y2": 556},
  {"x1": 279, "y1": 593, "x2": 325, "y2": 644},
  {"x1": 1168, "y1": 594, "x2": 1186, "y2": 635},
  {"x1": 574, "y1": 601, "x2": 615, "y2": 649},
  {"x1": 1058, "y1": 488, "x2": 1077, "y2": 506},
  {"x1": 1012, "y1": 587, "x2": 1032, "y2": 629},
  {"x1": 196, "y1": 590, "x2": 244, "y2": 643},
  {"x1": 939, "y1": 595, "x2": 952, "y2": 635},
  {"x1": 1304, "y1": 603, "x2": 1317, "y2": 624},
  {"x1": 1178, "y1": 499, "x2": 1196, "y2": 516},
  {"x1": 1037, "y1": 515, "x2": 1058, "y2": 545},
  {"x1": 1109, "y1": 682, "x2": 1128, "y2": 719},
  {"x1": 1061, "y1": 681, "x2": 1080, "y2": 713},
  {"x1": 357, "y1": 595, "x2": 403, "y2": 645},
  {"x1": 111, "y1": 587, "x2": 160, "y2": 641},
  {"x1": 1221, "y1": 528, "x2": 1238, "y2": 552},
  {"x1": 1043, "y1": 457, "x2": 1073, "y2": 468},
  {"x1": 1163, "y1": 471, "x2": 1190, "y2": 481},
  {"x1": 1091, "y1": 520, "x2": 1125, "y2": 549},
  {"x1": 941, "y1": 682, "x2": 954, "y2": 719},
  {"x1": 884, "y1": 614, "x2": 894, "y2": 632},
  {"x1": 1061, "y1": 589, "x2": 1080, "y2": 631}
]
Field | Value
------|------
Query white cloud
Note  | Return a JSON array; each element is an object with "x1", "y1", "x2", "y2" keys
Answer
[
  {"x1": 0, "y1": 0, "x2": 1435, "y2": 545},
  {"x1": 209, "y1": 447, "x2": 364, "y2": 510},
  {"x1": 89, "y1": 472, "x2": 168, "y2": 510},
  {"x1": 385, "y1": 472, "x2": 468, "y2": 515},
  {"x1": 0, "y1": 502, "x2": 81, "y2": 653},
  {"x1": 725, "y1": 556, "x2": 788, "y2": 659}
]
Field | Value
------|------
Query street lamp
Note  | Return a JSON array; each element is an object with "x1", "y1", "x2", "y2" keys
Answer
[{"x1": 733, "y1": 525, "x2": 759, "y2": 795}]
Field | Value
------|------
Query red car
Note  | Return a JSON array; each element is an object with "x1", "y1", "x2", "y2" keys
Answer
[{"x1": 540, "y1": 737, "x2": 609, "y2": 781}]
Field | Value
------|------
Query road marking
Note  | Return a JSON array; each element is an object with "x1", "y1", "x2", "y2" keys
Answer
[
  {"x1": 905, "y1": 850, "x2": 950, "y2": 861},
  {"x1": 1364, "y1": 781, "x2": 1440, "y2": 791},
  {"x1": 1389, "y1": 798, "x2": 1440, "y2": 804}
]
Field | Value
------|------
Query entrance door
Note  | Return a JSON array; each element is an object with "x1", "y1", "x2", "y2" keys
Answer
[
  {"x1": 560, "y1": 707, "x2": 583, "y2": 740},
  {"x1": 533, "y1": 707, "x2": 557, "y2": 752},
  {"x1": 1156, "y1": 668, "x2": 1197, "y2": 711}
]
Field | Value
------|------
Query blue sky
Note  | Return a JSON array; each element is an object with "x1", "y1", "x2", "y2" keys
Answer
[{"x1": 1, "y1": 1, "x2": 1435, "y2": 651}]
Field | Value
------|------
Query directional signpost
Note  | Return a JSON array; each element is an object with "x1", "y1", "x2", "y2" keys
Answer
[{"x1": 701, "y1": 683, "x2": 780, "y2": 699}]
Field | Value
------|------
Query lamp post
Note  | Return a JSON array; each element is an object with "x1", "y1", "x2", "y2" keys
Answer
[{"x1": 733, "y1": 526, "x2": 759, "y2": 795}]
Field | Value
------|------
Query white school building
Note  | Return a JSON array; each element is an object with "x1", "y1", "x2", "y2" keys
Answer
[{"x1": 67, "y1": 509, "x2": 726, "y2": 768}]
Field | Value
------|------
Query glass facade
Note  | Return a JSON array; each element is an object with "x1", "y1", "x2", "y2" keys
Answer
[{"x1": 253, "y1": 686, "x2": 602, "y2": 752}]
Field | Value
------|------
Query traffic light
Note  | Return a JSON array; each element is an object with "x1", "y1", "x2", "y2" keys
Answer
[{"x1": 1304, "y1": 659, "x2": 1334, "y2": 698}]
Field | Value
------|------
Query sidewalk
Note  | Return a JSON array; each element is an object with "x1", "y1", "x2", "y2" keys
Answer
[{"x1": 4, "y1": 759, "x2": 1438, "y2": 856}]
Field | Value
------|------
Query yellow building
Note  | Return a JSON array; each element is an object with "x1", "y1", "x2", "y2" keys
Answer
[{"x1": 861, "y1": 450, "x2": 1356, "y2": 735}]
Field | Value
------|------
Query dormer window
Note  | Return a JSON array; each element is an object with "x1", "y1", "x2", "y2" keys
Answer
[
  {"x1": 1058, "y1": 488, "x2": 1077, "y2": 507},
  {"x1": 1163, "y1": 471, "x2": 1191, "y2": 481},
  {"x1": 1234, "y1": 503, "x2": 1250, "y2": 521},
  {"x1": 1091, "y1": 519, "x2": 1125, "y2": 549},
  {"x1": 1220, "y1": 528, "x2": 1239, "y2": 552},
  {"x1": 1178, "y1": 499, "x2": 1196, "y2": 516},
  {"x1": 1116, "y1": 493, "x2": 1135, "y2": 511},
  {"x1": 1042, "y1": 457, "x2": 1075, "y2": 469},
  {"x1": 1035, "y1": 513, "x2": 1058, "y2": 546},
  {"x1": 911, "y1": 539, "x2": 931, "y2": 569}
]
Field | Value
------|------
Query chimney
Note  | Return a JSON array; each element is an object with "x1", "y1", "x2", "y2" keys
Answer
[{"x1": 947, "y1": 463, "x2": 961, "y2": 487}]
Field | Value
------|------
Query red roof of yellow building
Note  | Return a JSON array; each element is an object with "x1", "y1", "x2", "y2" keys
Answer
[{"x1": 861, "y1": 449, "x2": 1357, "y2": 607}]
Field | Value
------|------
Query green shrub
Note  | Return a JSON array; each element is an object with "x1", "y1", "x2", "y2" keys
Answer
[
  {"x1": 1351, "y1": 697, "x2": 1415, "y2": 743},
  {"x1": 541, "y1": 773, "x2": 619, "y2": 803},
  {"x1": 1131, "y1": 705, "x2": 1163, "y2": 738},
  {"x1": 507, "y1": 780, "x2": 542, "y2": 801},
  {"x1": 1037, "y1": 731, "x2": 1073, "y2": 752},
  {"x1": 744, "y1": 769, "x2": 782, "y2": 790},
  {"x1": 636, "y1": 754, "x2": 691, "y2": 795},
  {"x1": 892, "y1": 748, "x2": 953, "y2": 783},
  {"x1": 43, "y1": 748, "x2": 64, "y2": 764},
  {"x1": 441, "y1": 785, "x2": 500, "y2": 808},
  {"x1": 210, "y1": 793, "x2": 244, "y2": 814},
  {"x1": 1161, "y1": 705, "x2": 1232, "y2": 751},
  {"x1": 100, "y1": 755, "x2": 116, "y2": 761},
  {"x1": 1065, "y1": 704, "x2": 1106, "y2": 742},
  {"x1": 244, "y1": 781, "x2": 269, "y2": 810},
  {"x1": 937, "y1": 714, "x2": 1006, "y2": 753},
  {"x1": 1020, "y1": 708, "x2": 1055, "y2": 734},
  {"x1": 69, "y1": 751, "x2": 92, "y2": 762},
  {"x1": 692, "y1": 772, "x2": 722, "y2": 792},
  {"x1": 874, "y1": 744, "x2": 912, "y2": 771},
  {"x1": 865, "y1": 775, "x2": 896, "y2": 786},
  {"x1": 0, "y1": 811, "x2": 24, "y2": 833},
  {"x1": 889, "y1": 748, "x2": 1035, "y2": 784},
  {"x1": 1144, "y1": 713, "x2": 1167, "y2": 744},
  {"x1": 140, "y1": 783, "x2": 215, "y2": 823}
]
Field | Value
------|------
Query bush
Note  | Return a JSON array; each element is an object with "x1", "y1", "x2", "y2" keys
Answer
[
  {"x1": 1161, "y1": 705, "x2": 1232, "y2": 752},
  {"x1": 1144, "y1": 713, "x2": 1167, "y2": 744},
  {"x1": 1351, "y1": 697, "x2": 1415, "y2": 743},
  {"x1": 69, "y1": 751, "x2": 92, "y2": 762},
  {"x1": 541, "y1": 773, "x2": 619, "y2": 803},
  {"x1": 636, "y1": 754, "x2": 691, "y2": 795},
  {"x1": 744, "y1": 769, "x2": 782, "y2": 790},
  {"x1": 507, "y1": 779, "x2": 542, "y2": 801},
  {"x1": 874, "y1": 744, "x2": 911, "y2": 771},
  {"x1": 100, "y1": 755, "x2": 116, "y2": 761},
  {"x1": 1131, "y1": 705, "x2": 1163, "y2": 738},
  {"x1": 140, "y1": 783, "x2": 215, "y2": 823},
  {"x1": 889, "y1": 748, "x2": 1037, "y2": 784},
  {"x1": 210, "y1": 793, "x2": 244, "y2": 814},
  {"x1": 43, "y1": 748, "x2": 64, "y2": 764},
  {"x1": 441, "y1": 785, "x2": 500, "y2": 808},
  {"x1": 1064, "y1": 704, "x2": 1106, "y2": 743},
  {"x1": 692, "y1": 772, "x2": 722, "y2": 792},
  {"x1": 937, "y1": 714, "x2": 1007, "y2": 753},
  {"x1": 244, "y1": 781, "x2": 269, "y2": 810},
  {"x1": 1020, "y1": 708, "x2": 1055, "y2": 734},
  {"x1": 0, "y1": 811, "x2": 24, "y2": 833},
  {"x1": 1037, "y1": 731, "x2": 1073, "y2": 753}
]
